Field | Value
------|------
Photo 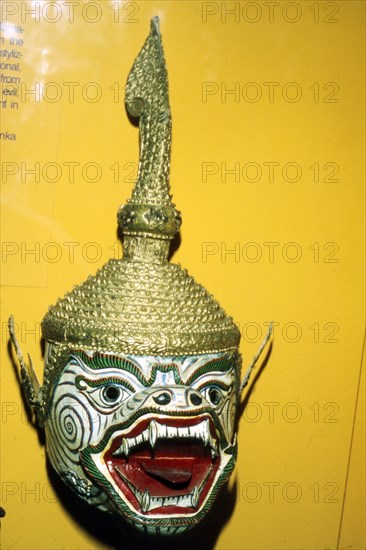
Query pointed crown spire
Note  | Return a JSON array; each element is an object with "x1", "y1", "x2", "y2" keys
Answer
[
  {"x1": 118, "y1": 17, "x2": 181, "y2": 261},
  {"x1": 40, "y1": 19, "x2": 240, "y2": 391}
]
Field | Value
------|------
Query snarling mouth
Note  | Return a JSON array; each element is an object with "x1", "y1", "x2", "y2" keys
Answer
[{"x1": 102, "y1": 416, "x2": 222, "y2": 516}]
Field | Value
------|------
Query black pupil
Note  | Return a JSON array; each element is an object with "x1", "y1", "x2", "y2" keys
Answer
[
  {"x1": 209, "y1": 388, "x2": 221, "y2": 405},
  {"x1": 104, "y1": 386, "x2": 120, "y2": 402}
]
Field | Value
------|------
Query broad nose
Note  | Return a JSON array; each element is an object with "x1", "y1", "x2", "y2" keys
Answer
[{"x1": 152, "y1": 387, "x2": 203, "y2": 409}]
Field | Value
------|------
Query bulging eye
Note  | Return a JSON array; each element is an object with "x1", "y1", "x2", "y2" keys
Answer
[
  {"x1": 101, "y1": 385, "x2": 124, "y2": 405},
  {"x1": 201, "y1": 386, "x2": 223, "y2": 407},
  {"x1": 88, "y1": 384, "x2": 131, "y2": 409}
]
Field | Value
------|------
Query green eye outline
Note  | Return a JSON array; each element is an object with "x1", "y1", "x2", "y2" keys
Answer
[
  {"x1": 196, "y1": 381, "x2": 232, "y2": 407},
  {"x1": 87, "y1": 383, "x2": 132, "y2": 410},
  {"x1": 75, "y1": 375, "x2": 135, "y2": 393},
  {"x1": 75, "y1": 375, "x2": 134, "y2": 410},
  {"x1": 99, "y1": 384, "x2": 130, "y2": 406}
]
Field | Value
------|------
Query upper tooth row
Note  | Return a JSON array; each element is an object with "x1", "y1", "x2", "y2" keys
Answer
[{"x1": 112, "y1": 419, "x2": 217, "y2": 458}]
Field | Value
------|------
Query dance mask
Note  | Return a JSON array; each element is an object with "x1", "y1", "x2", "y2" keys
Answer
[{"x1": 9, "y1": 18, "x2": 271, "y2": 536}]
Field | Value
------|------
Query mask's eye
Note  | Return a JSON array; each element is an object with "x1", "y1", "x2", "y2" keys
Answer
[
  {"x1": 87, "y1": 384, "x2": 131, "y2": 410},
  {"x1": 201, "y1": 386, "x2": 224, "y2": 407},
  {"x1": 101, "y1": 385, "x2": 125, "y2": 405}
]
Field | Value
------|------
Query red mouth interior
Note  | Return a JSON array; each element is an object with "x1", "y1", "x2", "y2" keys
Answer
[{"x1": 104, "y1": 417, "x2": 219, "y2": 515}]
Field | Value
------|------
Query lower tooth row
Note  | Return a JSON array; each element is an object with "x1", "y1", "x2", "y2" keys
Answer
[
  {"x1": 133, "y1": 485, "x2": 200, "y2": 512},
  {"x1": 115, "y1": 466, "x2": 204, "y2": 512}
]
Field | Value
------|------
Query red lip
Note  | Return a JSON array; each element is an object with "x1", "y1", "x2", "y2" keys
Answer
[{"x1": 104, "y1": 416, "x2": 220, "y2": 515}]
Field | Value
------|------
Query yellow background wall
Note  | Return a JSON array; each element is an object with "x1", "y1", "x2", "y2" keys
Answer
[{"x1": 1, "y1": 1, "x2": 364, "y2": 548}]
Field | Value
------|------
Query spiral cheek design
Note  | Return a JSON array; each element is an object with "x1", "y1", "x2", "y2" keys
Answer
[
  {"x1": 58, "y1": 402, "x2": 85, "y2": 449},
  {"x1": 47, "y1": 393, "x2": 95, "y2": 468}
]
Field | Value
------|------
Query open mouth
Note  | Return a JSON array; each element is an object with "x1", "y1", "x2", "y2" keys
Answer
[{"x1": 103, "y1": 415, "x2": 221, "y2": 515}]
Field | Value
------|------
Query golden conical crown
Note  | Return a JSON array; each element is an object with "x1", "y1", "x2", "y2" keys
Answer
[{"x1": 41, "y1": 18, "x2": 240, "y2": 360}]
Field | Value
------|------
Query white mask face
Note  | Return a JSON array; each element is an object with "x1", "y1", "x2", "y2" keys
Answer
[{"x1": 45, "y1": 349, "x2": 240, "y2": 535}]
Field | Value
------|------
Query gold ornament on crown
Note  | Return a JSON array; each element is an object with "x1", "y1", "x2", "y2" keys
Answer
[{"x1": 41, "y1": 16, "x2": 240, "y2": 364}]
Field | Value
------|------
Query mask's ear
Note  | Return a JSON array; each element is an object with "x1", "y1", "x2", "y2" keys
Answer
[
  {"x1": 239, "y1": 322, "x2": 273, "y2": 395},
  {"x1": 8, "y1": 315, "x2": 44, "y2": 425}
]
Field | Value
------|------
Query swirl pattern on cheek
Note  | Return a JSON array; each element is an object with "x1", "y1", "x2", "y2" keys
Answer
[
  {"x1": 50, "y1": 395, "x2": 92, "y2": 460},
  {"x1": 45, "y1": 361, "x2": 109, "y2": 479}
]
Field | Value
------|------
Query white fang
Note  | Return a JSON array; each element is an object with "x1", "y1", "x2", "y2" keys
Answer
[{"x1": 112, "y1": 418, "x2": 217, "y2": 458}]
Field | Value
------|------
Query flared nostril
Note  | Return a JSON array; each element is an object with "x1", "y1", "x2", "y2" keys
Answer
[
  {"x1": 190, "y1": 393, "x2": 202, "y2": 406},
  {"x1": 153, "y1": 392, "x2": 172, "y2": 406}
]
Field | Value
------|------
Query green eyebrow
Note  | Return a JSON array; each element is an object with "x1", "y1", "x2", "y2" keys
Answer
[
  {"x1": 70, "y1": 351, "x2": 236, "y2": 388},
  {"x1": 75, "y1": 375, "x2": 135, "y2": 393},
  {"x1": 185, "y1": 355, "x2": 236, "y2": 386},
  {"x1": 71, "y1": 351, "x2": 144, "y2": 378},
  {"x1": 148, "y1": 355, "x2": 236, "y2": 386},
  {"x1": 70, "y1": 352, "x2": 182, "y2": 387}
]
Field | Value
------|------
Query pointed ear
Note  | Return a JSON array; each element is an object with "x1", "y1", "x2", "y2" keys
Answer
[
  {"x1": 239, "y1": 322, "x2": 273, "y2": 395},
  {"x1": 28, "y1": 352, "x2": 41, "y2": 396},
  {"x1": 8, "y1": 315, "x2": 43, "y2": 422}
]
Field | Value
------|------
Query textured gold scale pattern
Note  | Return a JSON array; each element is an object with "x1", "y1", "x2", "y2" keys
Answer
[
  {"x1": 42, "y1": 259, "x2": 240, "y2": 356},
  {"x1": 41, "y1": 17, "x2": 240, "y2": 367}
]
